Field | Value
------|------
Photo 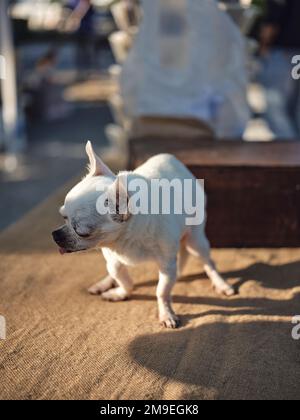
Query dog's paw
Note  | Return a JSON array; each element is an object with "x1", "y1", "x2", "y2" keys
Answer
[
  {"x1": 88, "y1": 276, "x2": 115, "y2": 295},
  {"x1": 101, "y1": 287, "x2": 129, "y2": 302},
  {"x1": 159, "y1": 313, "x2": 180, "y2": 329},
  {"x1": 215, "y1": 284, "x2": 236, "y2": 297}
]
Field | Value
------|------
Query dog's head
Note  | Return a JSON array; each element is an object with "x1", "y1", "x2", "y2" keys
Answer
[{"x1": 52, "y1": 141, "x2": 130, "y2": 254}]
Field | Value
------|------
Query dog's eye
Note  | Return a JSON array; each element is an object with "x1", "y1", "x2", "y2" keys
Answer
[
  {"x1": 72, "y1": 219, "x2": 93, "y2": 239},
  {"x1": 75, "y1": 230, "x2": 91, "y2": 239},
  {"x1": 78, "y1": 233, "x2": 90, "y2": 238}
]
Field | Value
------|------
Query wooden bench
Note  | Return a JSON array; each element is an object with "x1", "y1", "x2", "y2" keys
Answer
[{"x1": 129, "y1": 138, "x2": 300, "y2": 247}]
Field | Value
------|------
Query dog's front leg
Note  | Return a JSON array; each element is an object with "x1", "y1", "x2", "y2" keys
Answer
[
  {"x1": 88, "y1": 275, "x2": 115, "y2": 295},
  {"x1": 157, "y1": 259, "x2": 180, "y2": 328},
  {"x1": 101, "y1": 259, "x2": 134, "y2": 302}
]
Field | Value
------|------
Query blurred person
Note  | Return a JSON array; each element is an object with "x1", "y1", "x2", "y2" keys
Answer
[
  {"x1": 120, "y1": 0, "x2": 250, "y2": 138},
  {"x1": 24, "y1": 50, "x2": 71, "y2": 122},
  {"x1": 24, "y1": 50, "x2": 57, "y2": 121},
  {"x1": 65, "y1": 0, "x2": 96, "y2": 78},
  {"x1": 259, "y1": 0, "x2": 300, "y2": 138}
]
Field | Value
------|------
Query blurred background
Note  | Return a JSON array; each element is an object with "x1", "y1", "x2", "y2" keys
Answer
[{"x1": 0, "y1": 0, "x2": 299, "y2": 230}]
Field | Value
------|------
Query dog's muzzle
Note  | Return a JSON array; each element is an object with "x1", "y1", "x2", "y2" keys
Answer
[
  {"x1": 52, "y1": 225, "x2": 86, "y2": 255},
  {"x1": 52, "y1": 226, "x2": 79, "y2": 254}
]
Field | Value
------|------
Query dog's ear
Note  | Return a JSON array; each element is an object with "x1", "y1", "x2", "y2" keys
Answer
[
  {"x1": 107, "y1": 174, "x2": 131, "y2": 223},
  {"x1": 86, "y1": 141, "x2": 115, "y2": 178}
]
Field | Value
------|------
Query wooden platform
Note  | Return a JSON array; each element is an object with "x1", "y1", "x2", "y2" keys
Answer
[
  {"x1": 129, "y1": 139, "x2": 300, "y2": 247},
  {"x1": 0, "y1": 183, "x2": 300, "y2": 399}
]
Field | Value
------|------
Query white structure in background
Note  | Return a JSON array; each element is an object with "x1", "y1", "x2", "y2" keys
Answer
[
  {"x1": 0, "y1": 0, "x2": 22, "y2": 155},
  {"x1": 120, "y1": 0, "x2": 250, "y2": 138},
  {"x1": 104, "y1": 0, "x2": 140, "y2": 164},
  {"x1": 10, "y1": 0, "x2": 64, "y2": 31}
]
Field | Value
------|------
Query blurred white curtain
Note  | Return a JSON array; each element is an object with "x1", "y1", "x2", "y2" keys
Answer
[{"x1": 120, "y1": 0, "x2": 250, "y2": 138}]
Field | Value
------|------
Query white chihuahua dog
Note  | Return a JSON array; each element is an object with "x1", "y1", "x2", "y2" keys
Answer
[{"x1": 52, "y1": 142, "x2": 234, "y2": 328}]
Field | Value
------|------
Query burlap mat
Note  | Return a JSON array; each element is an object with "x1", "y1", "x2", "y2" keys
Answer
[{"x1": 1, "y1": 182, "x2": 300, "y2": 400}]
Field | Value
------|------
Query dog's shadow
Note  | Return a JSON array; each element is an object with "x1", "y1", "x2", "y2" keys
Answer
[
  {"x1": 128, "y1": 260, "x2": 300, "y2": 399},
  {"x1": 131, "y1": 260, "x2": 300, "y2": 324},
  {"x1": 128, "y1": 318, "x2": 300, "y2": 399}
]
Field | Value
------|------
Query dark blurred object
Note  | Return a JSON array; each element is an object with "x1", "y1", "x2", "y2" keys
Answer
[
  {"x1": 24, "y1": 49, "x2": 70, "y2": 122},
  {"x1": 65, "y1": 0, "x2": 97, "y2": 76},
  {"x1": 24, "y1": 49, "x2": 57, "y2": 120},
  {"x1": 258, "y1": 0, "x2": 300, "y2": 139},
  {"x1": 261, "y1": 0, "x2": 300, "y2": 50},
  {"x1": 129, "y1": 138, "x2": 300, "y2": 247},
  {"x1": 10, "y1": 0, "x2": 115, "y2": 48}
]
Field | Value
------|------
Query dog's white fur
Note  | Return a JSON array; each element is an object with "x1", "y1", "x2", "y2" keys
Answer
[{"x1": 55, "y1": 142, "x2": 234, "y2": 328}]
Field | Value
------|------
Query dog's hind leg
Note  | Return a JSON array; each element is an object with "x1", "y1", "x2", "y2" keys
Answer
[
  {"x1": 157, "y1": 258, "x2": 180, "y2": 328},
  {"x1": 177, "y1": 238, "x2": 189, "y2": 278},
  {"x1": 186, "y1": 226, "x2": 235, "y2": 296}
]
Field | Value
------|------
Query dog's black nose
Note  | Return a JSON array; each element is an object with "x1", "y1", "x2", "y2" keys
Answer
[{"x1": 52, "y1": 228, "x2": 64, "y2": 245}]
